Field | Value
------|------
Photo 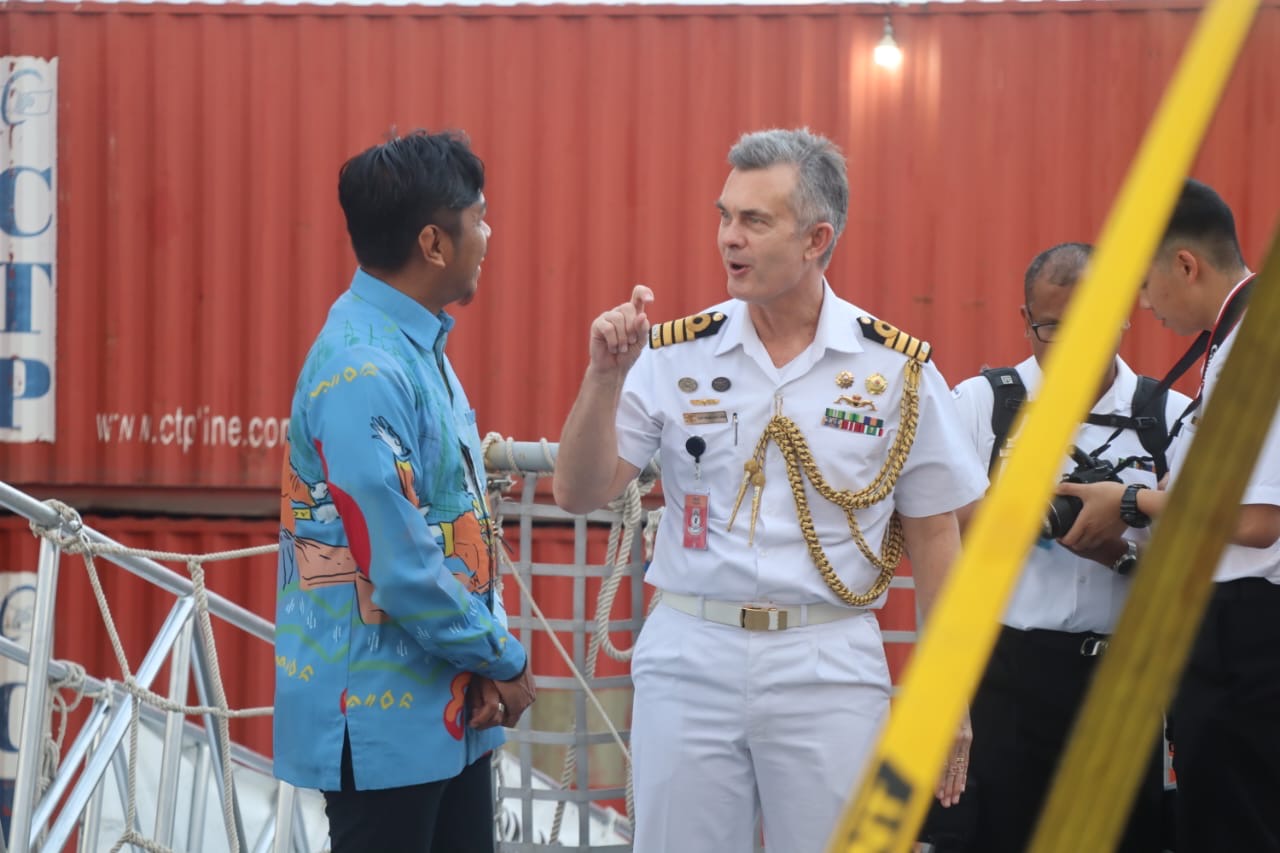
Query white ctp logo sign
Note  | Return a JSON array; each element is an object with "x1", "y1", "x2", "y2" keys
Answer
[{"x1": 1, "y1": 57, "x2": 58, "y2": 443}]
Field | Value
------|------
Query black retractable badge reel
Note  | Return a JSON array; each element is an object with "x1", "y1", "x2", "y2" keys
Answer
[{"x1": 683, "y1": 436, "x2": 710, "y2": 550}]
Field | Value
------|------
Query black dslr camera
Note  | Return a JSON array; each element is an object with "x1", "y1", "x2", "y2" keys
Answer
[{"x1": 1042, "y1": 447, "x2": 1127, "y2": 540}]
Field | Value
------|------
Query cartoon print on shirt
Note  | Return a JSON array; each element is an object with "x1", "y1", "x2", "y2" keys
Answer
[
  {"x1": 430, "y1": 497, "x2": 495, "y2": 595},
  {"x1": 371, "y1": 415, "x2": 419, "y2": 507},
  {"x1": 279, "y1": 418, "x2": 494, "y2": 626},
  {"x1": 444, "y1": 672, "x2": 472, "y2": 740},
  {"x1": 279, "y1": 449, "x2": 355, "y2": 591}
]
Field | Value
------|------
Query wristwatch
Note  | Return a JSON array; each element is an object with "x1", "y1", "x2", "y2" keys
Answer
[
  {"x1": 1111, "y1": 539, "x2": 1140, "y2": 576},
  {"x1": 1119, "y1": 483, "x2": 1151, "y2": 529}
]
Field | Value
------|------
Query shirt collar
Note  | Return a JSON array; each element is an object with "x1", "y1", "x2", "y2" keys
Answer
[
  {"x1": 349, "y1": 267, "x2": 454, "y2": 354},
  {"x1": 1020, "y1": 354, "x2": 1135, "y2": 414},
  {"x1": 1213, "y1": 271, "x2": 1256, "y2": 327},
  {"x1": 1096, "y1": 356, "x2": 1138, "y2": 415},
  {"x1": 713, "y1": 280, "x2": 866, "y2": 358}
]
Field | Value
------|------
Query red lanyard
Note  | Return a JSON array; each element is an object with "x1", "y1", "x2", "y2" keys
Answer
[{"x1": 1197, "y1": 273, "x2": 1256, "y2": 398}]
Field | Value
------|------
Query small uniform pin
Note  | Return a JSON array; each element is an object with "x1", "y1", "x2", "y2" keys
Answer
[
  {"x1": 711, "y1": 377, "x2": 732, "y2": 392},
  {"x1": 678, "y1": 377, "x2": 698, "y2": 393},
  {"x1": 836, "y1": 371, "x2": 854, "y2": 389},
  {"x1": 865, "y1": 373, "x2": 888, "y2": 395}
]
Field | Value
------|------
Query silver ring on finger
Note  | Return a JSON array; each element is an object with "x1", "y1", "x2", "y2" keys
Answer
[{"x1": 497, "y1": 701, "x2": 506, "y2": 715}]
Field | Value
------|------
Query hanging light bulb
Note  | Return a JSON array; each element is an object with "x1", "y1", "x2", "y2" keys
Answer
[{"x1": 874, "y1": 16, "x2": 903, "y2": 70}]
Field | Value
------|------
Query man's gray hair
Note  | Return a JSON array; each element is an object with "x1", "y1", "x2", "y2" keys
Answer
[{"x1": 727, "y1": 128, "x2": 849, "y2": 268}]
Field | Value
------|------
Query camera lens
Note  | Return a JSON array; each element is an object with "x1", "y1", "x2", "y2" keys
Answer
[{"x1": 1043, "y1": 495, "x2": 1083, "y2": 539}]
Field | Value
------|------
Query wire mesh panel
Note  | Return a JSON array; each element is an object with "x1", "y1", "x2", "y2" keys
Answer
[{"x1": 486, "y1": 440, "x2": 652, "y2": 852}]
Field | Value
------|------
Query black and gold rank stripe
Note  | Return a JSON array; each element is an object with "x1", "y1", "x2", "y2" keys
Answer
[
  {"x1": 650, "y1": 311, "x2": 728, "y2": 349},
  {"x1": 857, "y1": 316, "x2": 933, "y2": 363}
]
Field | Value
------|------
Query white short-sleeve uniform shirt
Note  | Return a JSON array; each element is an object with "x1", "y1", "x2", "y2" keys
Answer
[
  {"x1": 615, "y1": 284, "x2": 988, "y2": 607},
  {"x1": 1166, "y1": 320, "x2": 1280, "y2": 584}
]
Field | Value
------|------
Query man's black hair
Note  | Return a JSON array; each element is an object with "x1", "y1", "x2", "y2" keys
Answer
[
  {"x1": 1160, "y1": 178, "x2": 1244, "y2": 271},
  {"x1": 1023, "y1": 242, "x2": 1092, "y2": 306},
  {"x1": 338, "y1": 130, "x2": 485, "y2": 272}
]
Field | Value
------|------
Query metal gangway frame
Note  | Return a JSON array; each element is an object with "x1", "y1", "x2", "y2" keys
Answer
[{"x1": 0, "y1": 481, "x2": 313, "y2": 853}]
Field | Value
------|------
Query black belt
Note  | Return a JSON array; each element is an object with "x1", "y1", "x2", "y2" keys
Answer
[{"x1": 1005, "y1": 625, "x2": 1111, "y2": 657}]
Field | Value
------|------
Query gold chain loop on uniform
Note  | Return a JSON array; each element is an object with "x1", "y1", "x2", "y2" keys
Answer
[{"x1": 727, "y1": 359, "x2": 923, "y2": 606}]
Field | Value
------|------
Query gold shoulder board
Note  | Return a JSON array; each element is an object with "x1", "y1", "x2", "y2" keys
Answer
[
  {"x1": 857, "y1": 316, "x2": 933, "y2": 363},
  {"x1": 649, "y1": 311, "x2": 728, "y2": 349}
]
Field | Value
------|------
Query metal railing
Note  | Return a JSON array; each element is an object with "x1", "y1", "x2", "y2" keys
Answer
[{"x1": 0, "y1": 481, "x2": 315, "y2": 853}]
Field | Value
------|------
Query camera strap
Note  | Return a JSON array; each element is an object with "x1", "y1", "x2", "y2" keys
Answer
[
  {"x1": 1088, "y1": 273, "x2": 1255, "y2": 471},
  {"x1": 1157, "y1": 273, "x2": 1255, "y2": 438},
  {"x1": 1083, "y1": 375, "x2": 1170, "y2": 477},
  {"x1": 986, "y1": 367, "x2": 1173, "y2": 479}
]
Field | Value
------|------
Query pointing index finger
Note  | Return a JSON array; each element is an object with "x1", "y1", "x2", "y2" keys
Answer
[{"x1": 630, "y1": 284, "x2": 655, "y2": 313}]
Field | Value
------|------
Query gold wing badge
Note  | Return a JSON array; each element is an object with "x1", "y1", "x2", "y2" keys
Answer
[{"x1": 650, "y1": 311, "x2": 728, "y2": 349}]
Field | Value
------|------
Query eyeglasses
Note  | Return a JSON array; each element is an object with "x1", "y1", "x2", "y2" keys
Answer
[{"x1": 1027, "y1": 318, "x2": 1059, "y2": 343}]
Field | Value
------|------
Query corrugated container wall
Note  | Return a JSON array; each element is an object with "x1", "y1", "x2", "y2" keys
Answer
[{"x1": 2, "y1": 1, "x2": 1279, "y2": 510}]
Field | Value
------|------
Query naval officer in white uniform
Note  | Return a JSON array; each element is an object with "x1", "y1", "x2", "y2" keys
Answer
[{"x1": 554, "y1": 128, "x2": 987, "y2": 852}]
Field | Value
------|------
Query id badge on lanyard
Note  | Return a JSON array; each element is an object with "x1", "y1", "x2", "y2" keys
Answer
[{"x1": 683, "y1": 436, "x2": 709, "y2": 550}]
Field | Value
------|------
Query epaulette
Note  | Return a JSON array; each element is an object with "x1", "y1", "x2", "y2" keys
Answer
[
  {"x1": 857, "y1": 316, "x2": 933, "y2": 363},
  {"x1": 649, "y1": 311, "x2": 728, "y2": 349}
]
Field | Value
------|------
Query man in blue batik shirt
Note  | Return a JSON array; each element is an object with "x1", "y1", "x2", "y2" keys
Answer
[{"x1": 275, "y1": 130, "x2": 535, "y2": 853}]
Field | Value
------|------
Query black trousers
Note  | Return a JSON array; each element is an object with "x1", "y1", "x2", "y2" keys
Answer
[
  {"x1": 958, "y1": 625, "x2": 1164, "y2": 853},
  {"x1": 1171, "y1": 578, "x2": 1280, "y2": 853},
  {"x1": 323, "y1": 733, "x2": 496, "y2": 853}
]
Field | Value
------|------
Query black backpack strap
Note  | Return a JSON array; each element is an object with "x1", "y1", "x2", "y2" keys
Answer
[
  {"x1": 1083, "y1": 374, "x2": 1172, "y2": 479},
  {"x1": 1131, "y1": 374, "x2": 1171, "y2": 479},
  {"x1": 981, "y1": 368, "x2": 1026, "y2": 474}
]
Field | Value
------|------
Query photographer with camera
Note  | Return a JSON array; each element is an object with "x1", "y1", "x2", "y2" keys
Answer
[
  {"x1": 942, "y1": 242, "x2": 1190, "y2": 853},
  {"x1": 1057, "y1": 180, "x2": 1280, "y2": 853}
]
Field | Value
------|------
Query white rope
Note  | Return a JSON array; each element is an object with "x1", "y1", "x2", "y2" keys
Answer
[
  {"x1": 482, "y1": 432, "x2": 519, "y2": 474},
  {"x1": 594, "y1": 471, "x2": 663, "y2": 664},
  {"x1": 28, "y1": 499, "x2": 273, "y2": 853},
  {"x1": 478, "y1": 431, "x2": 559, "y2": 476},
  {"x1": 41, "y1": 660, "x2": 87, "y2": 795}
]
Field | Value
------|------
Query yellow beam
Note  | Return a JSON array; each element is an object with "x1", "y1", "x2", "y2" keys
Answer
[{"x1": 826, "y1": 1, "x2": 1261, "y2": 850}]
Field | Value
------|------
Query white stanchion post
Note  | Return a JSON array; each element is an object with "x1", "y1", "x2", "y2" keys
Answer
[
  {"x1": 0, "y1": 569, "x2": 37, "y2": 850},
  {"x1": 7, "y1": 538, "x2": 61, "y2": 853}
]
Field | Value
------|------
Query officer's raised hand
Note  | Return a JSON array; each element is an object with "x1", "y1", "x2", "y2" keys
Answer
[{"x1": 588, "y1": 284, "x2": 654, "y2": 374}]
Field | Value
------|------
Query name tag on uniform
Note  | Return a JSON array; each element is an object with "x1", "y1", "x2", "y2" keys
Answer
[{"x1": 684, "y1": 411, "x2": 728, "y2": 426}]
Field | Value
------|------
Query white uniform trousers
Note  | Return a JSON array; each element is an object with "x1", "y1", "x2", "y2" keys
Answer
[{"x1": 630, "y1": 600, "x2": 891, "y2": 853}]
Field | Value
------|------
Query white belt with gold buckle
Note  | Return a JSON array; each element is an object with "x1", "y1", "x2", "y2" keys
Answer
[{"x1": 659, "y1": 590, "x2": 863, "y2": 631}]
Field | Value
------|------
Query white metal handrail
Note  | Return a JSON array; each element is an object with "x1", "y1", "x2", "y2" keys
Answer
[{"x1": 0, "y1": 480, "x2": 310, "y2": 853}]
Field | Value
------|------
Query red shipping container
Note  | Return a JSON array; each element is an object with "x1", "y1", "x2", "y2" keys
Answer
[{"x1": 0, "y1": 2, "x2": 1278, "y2": 512}]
